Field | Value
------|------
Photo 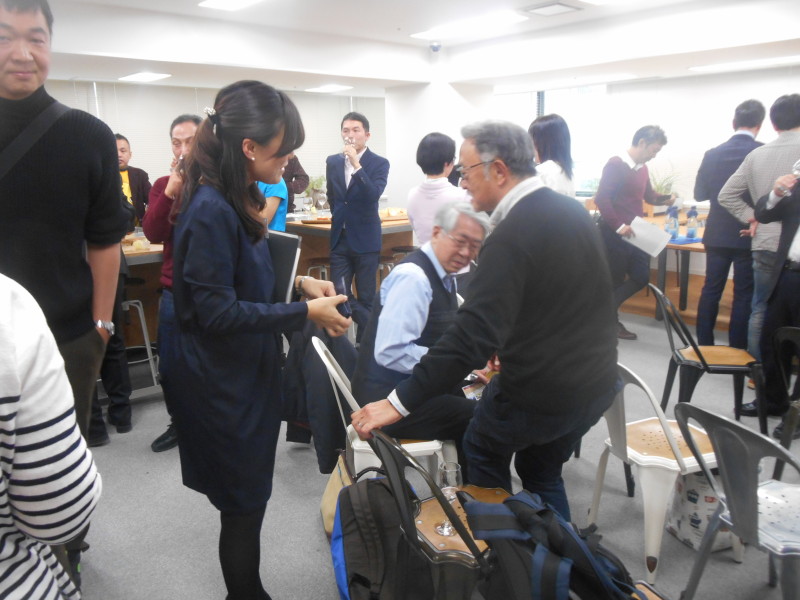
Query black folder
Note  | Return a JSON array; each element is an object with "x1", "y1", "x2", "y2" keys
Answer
[{"x1": 267, "y1": 230, "x2": 302, "y2": 303}]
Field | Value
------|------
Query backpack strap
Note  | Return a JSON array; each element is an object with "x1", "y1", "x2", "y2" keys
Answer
[
  {"x1": 0, "y1": 101, "x2": 70, "y2": 182},
  {"x1": 348, "y1": 479, "x2": 386, "y2": 598}
]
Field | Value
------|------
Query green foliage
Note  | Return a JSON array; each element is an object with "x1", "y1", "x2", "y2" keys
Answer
[{"x1": 306, "y1": 175, "x2": 326, "y2": 194}]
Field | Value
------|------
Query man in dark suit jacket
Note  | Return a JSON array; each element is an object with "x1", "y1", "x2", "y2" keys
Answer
[
  {"x1": 694, "y1": 100, "x2": 765, "y2": 348},
  {"x1": 326, "y1": 112, "x2": 390, "y2": 340},
  {"x1": 754, "y1": 171, "x2": 800, "y2": 438},
  {"x1": 116, "y1": 133, "x2": 152, "y2": 224}
]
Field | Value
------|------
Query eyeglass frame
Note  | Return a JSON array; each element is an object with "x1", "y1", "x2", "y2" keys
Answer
[
  {"x1": 455, "y1": 160, "x2": 493, "y2": 178},
  {"x1": 445, "y1": 232, "x2": 483, "y2": 254}
]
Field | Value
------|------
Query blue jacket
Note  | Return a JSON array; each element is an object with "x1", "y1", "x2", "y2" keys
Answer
[
  {"x1": 695, "y1": 133, "x2": 762, "y2": 249},
  {"x1": 326, "y1": 147, "x2": 389, "y2": 253}
]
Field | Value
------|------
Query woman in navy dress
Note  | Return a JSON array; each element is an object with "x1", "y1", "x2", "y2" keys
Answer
[{"x1": 165, "y1": 80, "x2": 351, "y2": 600}]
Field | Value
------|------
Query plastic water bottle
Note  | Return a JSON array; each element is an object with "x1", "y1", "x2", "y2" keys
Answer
[
  {"x1": 686, "y1": 207, "x2": 699, "y2": 239},
  {"x1": 665, "y1": 206, "x2": 679, "y2": 240}
]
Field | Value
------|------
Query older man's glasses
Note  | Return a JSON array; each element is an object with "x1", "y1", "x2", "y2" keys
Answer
[
  {"x1": 455, "y1": 160, "x2": 491, "y2": 178},
  {"x1": 446, "y1": 233, "x2": 482, "y2": 254}
]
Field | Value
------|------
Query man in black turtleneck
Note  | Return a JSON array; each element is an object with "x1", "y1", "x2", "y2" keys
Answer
[{"x1": 0, "y1": 0, "x2": 129, "y2": 588}]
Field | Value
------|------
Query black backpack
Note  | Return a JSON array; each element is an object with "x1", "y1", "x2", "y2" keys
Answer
[
  {"x1": 463, "y1": 490, "x2": 646, "y2": 600},
  {"x1": 330, "y1": 475, "x2": 435, "y2": 600}
]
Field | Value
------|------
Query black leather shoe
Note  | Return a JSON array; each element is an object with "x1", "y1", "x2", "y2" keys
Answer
[
  {"x1": 108, "y1": 414, "x2": 132, "y2": 433},
  {"x1": 739, "y1": 401, "x2": 786, "y2": 418},
  {"x1": 88, "y1": 432, "x2": 110, "y2": 447},
  {"x1": 617, "y1": 322, "x2": 637, "y2": 341},
  {"x1": 114, "y1": 422, "x2": 132, "y2": 434},
  {"x1": 773, "y1": 419, "x2": 800, "y2": 440},
  {"x1": 151, "y1": 423, "x2": 178, "y2": 452}
]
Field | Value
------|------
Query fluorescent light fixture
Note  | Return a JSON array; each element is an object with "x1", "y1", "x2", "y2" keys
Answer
[
  {"x1": 118, "y1": 72, "x2": 171, "y2": 83},
  {"x1": 579, "y1": 0, "x2": 633, "y2": 5},
  {"x1": 689, "y1": 55, "x2": 800, "y2": 74},
  {"x1": 411, "y1": 10, "x2": 528, "y2": 41},
  {"x1": 524, "y1": 2, "x2": 579, "y2": 16},
  {"x1": 305, "y1": 84, "x2": 353, "y2": 94},
  {"x1": 198, "y1": 0, "x2": 264, "y2": 11}
]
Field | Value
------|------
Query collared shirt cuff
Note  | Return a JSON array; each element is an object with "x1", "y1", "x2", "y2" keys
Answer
[
  {"x1": 767, "y1": 191, "x2": 782, "y2": 209},
  {"x1": 387, "y1": 390, "x2": 410, "y2": 417}
]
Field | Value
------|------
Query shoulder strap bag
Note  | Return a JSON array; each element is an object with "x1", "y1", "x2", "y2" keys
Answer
[{"x1": 0, "y1": 101, "x2": 70, "y2": 182}]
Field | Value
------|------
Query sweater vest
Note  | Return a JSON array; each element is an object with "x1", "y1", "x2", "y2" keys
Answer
[{"x1": 351, "y1": 250, "x2": 458, "y2": 406}]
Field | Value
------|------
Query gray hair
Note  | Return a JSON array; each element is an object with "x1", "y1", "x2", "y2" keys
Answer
[
  {"x1": 433, "y1": 201, "x2": 491, "y2": 237},
  {"x1": 461, "y1": 120, "x2": 536, "y2": 179}
]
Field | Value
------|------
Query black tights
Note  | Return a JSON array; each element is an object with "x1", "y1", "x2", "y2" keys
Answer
[{"x1": 219, "y1": 505, "x2": 272, "y2": 600}]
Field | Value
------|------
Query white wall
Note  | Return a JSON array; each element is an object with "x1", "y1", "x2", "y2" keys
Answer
[{"x1": 47, "y1": 80, "x2": 386, "y2": 190}]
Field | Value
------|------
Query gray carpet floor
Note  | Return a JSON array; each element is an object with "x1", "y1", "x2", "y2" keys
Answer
[{"x1": 82, "y1": 312, "x2": 799, "y2": 599}]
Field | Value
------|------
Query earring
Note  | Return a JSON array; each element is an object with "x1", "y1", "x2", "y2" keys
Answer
[{"x1": 250, "y1": 157, "x2": 255, "y2": 161}]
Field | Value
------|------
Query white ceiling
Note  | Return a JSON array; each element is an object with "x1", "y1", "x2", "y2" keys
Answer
[{"x1": 47, "y1": 0, "x2": 800, "y2": 96}]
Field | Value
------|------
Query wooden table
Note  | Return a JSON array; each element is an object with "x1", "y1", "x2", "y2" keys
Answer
[
  {"x1": 121, "y1": 242, "x2": 164, "y2": 346},
  {"x1": 285, "y1": 218, "x2": 414, "y2": 281}
]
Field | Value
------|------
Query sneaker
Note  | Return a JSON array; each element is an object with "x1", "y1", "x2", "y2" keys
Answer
[
  {"x1": 151, "y1": 423, "x2": 178, "y2": 453},
  {"x1": 617, "y1": 321, "x2": 638, "y2": 341}
]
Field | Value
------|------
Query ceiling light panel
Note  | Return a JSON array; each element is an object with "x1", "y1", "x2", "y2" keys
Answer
[
  {"x1": 118, "y1": 72, "x2": 171, "y2": 82},
  {"x1": 198, "y1": 0, "x2": 264, "y2": 11},
  {"x1": 410, "y1": 10, "x2": 529, "y2": 41},
  {"x1": 524, "y1": 3, "x2": 580, "y2": 17}
]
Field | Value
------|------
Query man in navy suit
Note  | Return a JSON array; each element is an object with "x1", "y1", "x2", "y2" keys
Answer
[
  {"x1": 326, "y1": 112, "x2": 390, "y2": 340},
  {"x1": 695, "y1": 100, "x2": 765, "y2": 348}
]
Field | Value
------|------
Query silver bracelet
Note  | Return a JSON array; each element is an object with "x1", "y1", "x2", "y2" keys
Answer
[{"x1": 296, "y1": 275, "x2": 310, "y2": 296}]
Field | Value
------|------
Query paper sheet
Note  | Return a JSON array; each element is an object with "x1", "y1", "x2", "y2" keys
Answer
[{"x1": 621, "y1": 216, "x2": 671, "y2": 257}]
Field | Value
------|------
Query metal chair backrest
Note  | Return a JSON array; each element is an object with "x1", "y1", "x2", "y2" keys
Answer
[
  {"x1": 311, "y1": 336, "x2": 360, "y2": 430},
  {"x1": 674, "y1": 403, "x2": 800, "y2": 548},
  {"x1": 607, "y1": 364, "x2": 689, "y2": 472},
  {"x1": 369, "y1": 429, "x2": 489, "y2": 573},
  {"x1": 648, "y1": 283, "x2": 710, "y2": 372}
]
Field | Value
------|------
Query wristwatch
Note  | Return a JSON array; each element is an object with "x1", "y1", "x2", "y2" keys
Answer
[{"x1": 95, "y1": 319, "x2": 115, "y2": 337}]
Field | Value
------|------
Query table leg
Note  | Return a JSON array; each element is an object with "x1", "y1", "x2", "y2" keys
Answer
[{"x1": 679, "y1": 250, "x2": 691, "y2": 310}]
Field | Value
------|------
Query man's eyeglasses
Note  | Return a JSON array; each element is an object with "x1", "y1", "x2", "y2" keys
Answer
[
  {"x1": 455, "y1": 160, "x2": 491, "y2": 178},
  {"x1": 446, "y1": 233, "x2": 482, "y2": 254}
]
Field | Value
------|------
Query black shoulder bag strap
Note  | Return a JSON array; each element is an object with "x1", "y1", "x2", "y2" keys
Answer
[{"x1": 0, "y1": 101, "x2": 70, "y2": 182}]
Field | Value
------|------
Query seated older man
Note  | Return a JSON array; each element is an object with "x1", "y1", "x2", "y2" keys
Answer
[{"x1": 351, "y1": 202, "x2": 489, "y2": 463}]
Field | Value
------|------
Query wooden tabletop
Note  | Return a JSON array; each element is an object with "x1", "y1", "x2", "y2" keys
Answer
[
  {"x1": 415, "y1": 485, "x2": 509, "y2": 557},
  {"x1": 285, "y1": 218, "x2": 412, "y2": 238}
]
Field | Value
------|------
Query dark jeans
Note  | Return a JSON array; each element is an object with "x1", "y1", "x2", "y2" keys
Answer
[
  {"x1": 383, "y1": 393, "x2": 476, "y2": 472},
  {"x1": 599, "y1": 222, "x2": 650, "y2": 312},
  {"x1": 330, "y1": 232, "x2": 379, "y2": 340},
  {"x1": 158, "y1": 288, "x2": 177, "y2": 418},
  {"x1": 462, "y1": 376, "x2": 620, "y2": 521},
  {"x1": 696, "y1": 246, "x2": 753, "y2": 348},
  {"x1": 759, "y1": 268, "x2": 800, "y2": 413}
]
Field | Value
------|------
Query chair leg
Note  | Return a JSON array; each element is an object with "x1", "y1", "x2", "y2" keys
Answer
[
  {"x1": 587, "y1": 447, "x2": 611, "y2": 527},
  {"x1": 624, "y1": 463, "x2": 635, "y2": 498},
  {"x1": 732, "y1": 372, "x2": 746, "y2": 421},
  {"x1": 638, "y1": 467, "x2": 677, "y2": 584},
  {"x1": 573, "y1": 438, "x2": 582, "y2": 458},
  {"x1": 769, "y1": 553, "x2": 778, "y2": 587},
  {"x1": 680, "y1": 505, "x2": 723, "y2": 600},
  {"x1": 661, "y1": 359, "x2": 678, "y2": 411},
  {"x1": 678, "y1": 366, "x2": 703, "y2": 405},
  {"x1": 779, "y1": 555, "x2": 800, "y2": 600}
]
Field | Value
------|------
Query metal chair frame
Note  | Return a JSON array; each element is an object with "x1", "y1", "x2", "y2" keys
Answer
[{"x1": 675, "y1": 403, "x2": 800, "y2": 600}]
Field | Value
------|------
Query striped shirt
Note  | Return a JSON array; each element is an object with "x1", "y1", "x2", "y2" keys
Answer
[{"x1": 0, "y1": 274, "x2": 102, "y2": 599}]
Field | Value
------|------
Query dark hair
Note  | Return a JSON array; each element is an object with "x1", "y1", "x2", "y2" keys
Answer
[
  {"x1": 461, "y1": 121, "x2": 536, "y2": 179},
  {"x1": 0, "y1": 0, "x2": 53, "y2": 33},
  {"x1": 733, "y1": 99, "x2": 765, "y2": 129},
  {"x1": 341, "y1": 111, "x2": 369, "y2": 132},
  {"x1": 114, "y1": 133, "x2": 129, "y2": 144},
  {"x1": 170, "y1": 114, "x2": 202, "y2": 137},
  {"x1": 181, "y1": 81, "x2": 305, "y2": 243},
  {"x1": 769, "y1": 94, "x2": 800, "y2": 131},
  {"x1": 632, "y1": 125, "x2": 667, "y2": 147},
  {"x1": 416, "y1": 132, "x2": 456, "y2": 176},
  {"x1": 528, "y1": 114, "x2": 574, "y2": 180}
]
